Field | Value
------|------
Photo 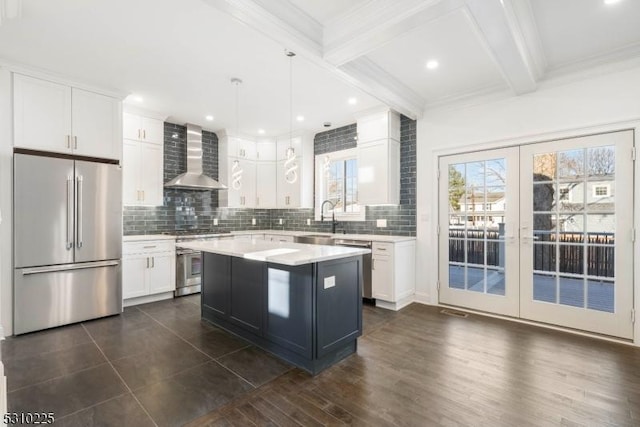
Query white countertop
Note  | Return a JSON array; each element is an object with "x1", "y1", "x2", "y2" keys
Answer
[
  {"x1": 123, "y1": 234, "x2": 176, "y2": 242},
  {"x1": 177, "y1": 239, "x2": 371, "y2": 266},
  {"x1": 231, "y1": 230, "x2": 415, "y2": 243}
]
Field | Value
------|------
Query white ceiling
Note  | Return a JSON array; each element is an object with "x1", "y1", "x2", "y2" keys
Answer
[{"x1": 1, "y1": 0, "x2": 640, "y2": 135}]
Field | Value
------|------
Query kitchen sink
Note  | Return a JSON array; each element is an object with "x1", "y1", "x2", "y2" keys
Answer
[{"x1": 294, "y1": 234, "x2": 335, "y2": 245}]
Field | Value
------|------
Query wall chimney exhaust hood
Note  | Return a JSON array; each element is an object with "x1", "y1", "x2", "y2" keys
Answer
[{"x1": 164, "y1": 124, "x2": 226, "y2": 190}]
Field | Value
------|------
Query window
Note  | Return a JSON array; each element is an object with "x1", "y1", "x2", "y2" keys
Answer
[
  {"x1": 592, "y1": 184, "x2": 610, "y2": 198},
  {"x1": 315, "y1": 148, "x2": 365, "y2": 221}
]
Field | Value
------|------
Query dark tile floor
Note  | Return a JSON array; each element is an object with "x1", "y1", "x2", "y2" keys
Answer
[{"x1": 2, "y1": 295, "x2": 295, "y2": 426}]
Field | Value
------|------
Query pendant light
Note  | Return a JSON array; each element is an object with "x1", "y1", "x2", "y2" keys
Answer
[
  {"x1": 284, "y1": 50, "x2": 299, "y2": 184},
  {"x1": 231, "y1": 77, "x2": 243, "y2": 190}
]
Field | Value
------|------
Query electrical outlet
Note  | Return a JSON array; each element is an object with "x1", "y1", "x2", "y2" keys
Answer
[
  {"x1": 306, "y1": 218, "x2": 311, "y2": 226},
  {"x1": 252, "y1": 218, "x2": 256, "y2": 225},
  {"x1": 323, "y1": 276, "x2": 336, "y2": 289},
  {"x1": 376, "y1": 219, "x2": 387, "y2": 228},
  {"x1": 279, "y1": 218, "x2": 283, "y2": 225},
  {"x1": 213, "y1": 218, "x2": 219, "y2": 226}
]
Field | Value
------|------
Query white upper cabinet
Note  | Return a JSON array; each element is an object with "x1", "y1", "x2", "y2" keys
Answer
[
  {"x1": 356, "y1": 110, "x2": 400, "y2": 144},
  {"x1": 122, "y1": 110, "x2": 165, "y2": 206},
  {"x1": 256, "y1": 140, "x2": 277, "y2": 161},
  {"x1": 276, "y1": 136, "x2": 302, "y2": 161},
  {"x1": 123, "y1": 113, "x2": 163, "y2": 144},
  {"x1": 13, "y1": 73, "x2": 121, "y2": 160},
  {"x1": 256, "y1": 161, "x2": 277, "y2": 208},
  {"x1": 71, "y1": 88, "x2": 121, "y2": 159},
  {"x1": 275, "y1": 134, "x2": 314, "y2": 208},
  {"x1": 227, "y1": 136, "x2": 256, "y2": 160},
  {"x1": 357, "y1": 109, "x2": 401, "y2": 205},
  {"x1": 221, "y1": 157, "x2": 256, "y2": 207}
]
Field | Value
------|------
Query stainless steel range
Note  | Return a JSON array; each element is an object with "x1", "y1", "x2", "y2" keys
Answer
[{"x1": 172, "y1": 230, "x2": 233, "y2": 296}]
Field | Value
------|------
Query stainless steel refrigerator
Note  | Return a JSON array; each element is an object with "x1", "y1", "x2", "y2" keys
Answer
[{"x1": 13, "y1": 153, "x2": 122, "y2": 335}]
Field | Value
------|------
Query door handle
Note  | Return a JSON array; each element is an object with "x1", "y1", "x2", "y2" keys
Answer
[
  {"x1": 66, "y1": 176, "x2": 74, "y2": 250},
  {"x1": 76, "y1": 175, "x2": 83, "y2": 249}
]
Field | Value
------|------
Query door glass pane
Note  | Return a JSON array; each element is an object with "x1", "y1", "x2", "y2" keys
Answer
[
  {"x1": 486, "y1": 267, "x2": 505, "y2": 295},
  {"x1": 533, "y1": 243, "x2": 556, "y2": 273},
  {"x1": 558, "y1": 149, "x2": 584, "y2": 179},
  {"x1": 587, "y1": 146, "x2": 615, "y2": 178},
  {"x1": 558, "y1": 245, "x2": 584, "y2": 275},
  {"x1": 533, "y1": 153, "x2": 556, "y2": 181},
  {"x1": 533, "y1": 183, "x2": 555, "y2": 212},
  {"x1": 533, "y1": 213, "x2": 556, "y2": 242},
  {"x1": 467, "y1": 266, "x2": 484, "y2": 293},
  {"x1": 558, "y1": 182, "x2": 584, "y2": 212},
  {"x1": 587, "y1": 279, "x2": 614, "y2": 313},
  {"x1": 449, "y1": 264, "x2": 465, "y2": 289},
  {"x1": 559, "y1": 276, "x2": 584, "y2": 308},
  {"x1": 587, "y1": 246, "x2": 614, "y2": 278},
  {"x1": 533, "y1": 273, "x2": 556, "y2": 303},
  {"x1": 449, "y1": 164, "x2": 466, "y2": 213}
]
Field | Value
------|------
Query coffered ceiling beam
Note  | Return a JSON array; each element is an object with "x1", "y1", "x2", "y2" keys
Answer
[
  {"x1": 323, "y1": 0, "x2": 462, "y2": 67},
  {"x1": 201, "y1": 0, "x2": 324, "y2": 57},
  {"x1": 339, "y1": 58, "x2": 425, "y2": 120},
  {"x1": 462, "y1": 0, "x2": 537, "y2": 94},
  {"x1": 203, "y1": 0, "x2": 425, "y2": 119}
]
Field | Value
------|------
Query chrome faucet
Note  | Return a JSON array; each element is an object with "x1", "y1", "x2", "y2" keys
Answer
[{"x1": 320, "y1": 200, "x2": 338, "y2": 234}]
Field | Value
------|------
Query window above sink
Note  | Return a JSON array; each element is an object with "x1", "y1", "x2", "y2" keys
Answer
[{"x1": 315, "y1": 148, "x2": 365, "y2": 222}]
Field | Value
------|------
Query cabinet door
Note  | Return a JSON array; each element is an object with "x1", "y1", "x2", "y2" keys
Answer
[
  {"x1": 148, "y1": 253, "x2": 175, "y2": 294},
  {"x1": 242, "y1": 160, "x2": 256, "y2": 208},
  {"x1": 123, "y1": 113, "x2": 142, "y2": 140},
  {"x1": 264, "y1": 264, "x2": 313, "y2": 357},
  {"x1": 141, "y1": 117, "x2": 163, "y2": 144},
  {"x1": 367, "y1": 139, "x2": 399, "y2": 205},
  {"x1": 122, "y1": 140, "x2": 141, "y2": 205},
  {"x1": 123, "y1": 255, "x2": 148, "y2": 299},
  {"x1": 357, "y1": 111, "x2": 390, "y2": 143},
  {"x1": 255, "y1": 161, "x2": 276, "y2": 208},
  {"x1": 72, "y1": 88, "x2": 120, "y2": 160},
  {"x1": 372, "y1": 255, "x2": 394, "y2": 301},
  {"x1": 202, "y1": 253, "x2": 230, "y2": 318},
  {"x1": 276, "y1": 136, "x2": 302, "y2": 161},
  {"x1": 139, "y1": 143, "x2": 164, "y2": 206},
  {"x1": 276, "y1": 160, "x2": 301, "y2": 208},
  {"x1": 13, "y1": 74, "x2": 72, "y2": 153},
  {"x1": 256, "y1": 141, "x2": 276, "y2": 161},
  {"x1": 229, "y1": 258, "x2": 263, "y2": 334}
]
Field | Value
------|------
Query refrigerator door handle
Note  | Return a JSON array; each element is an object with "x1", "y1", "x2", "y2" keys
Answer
[
  {"x1": 66, "y1": 176, "x2": 74, "y2": 250},
  {"x1": 20, "y1": 260, "x2": 120, "y2": 275},
  {"x1": 76, "y1": 175, "x2": 83, "y2": 249}
]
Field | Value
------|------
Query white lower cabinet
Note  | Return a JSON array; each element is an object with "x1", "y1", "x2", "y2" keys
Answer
[
  {"x1": 372, "y1": 240, "x2": 416, "y2": 310},
  {"x1": 123, "y1": 240, "x2": 175, "y2": 303}
]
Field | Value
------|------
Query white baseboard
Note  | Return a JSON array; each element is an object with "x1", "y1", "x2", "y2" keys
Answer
[
  {"x1": 413, "y1": 291, "x2": 432, "y2": 305},
  {"x1": 375, "y1": 294, "x2": 414, "y2": 311},
  {"x1": 123, "y1": 292, "x2": 174, "y2": 307}
]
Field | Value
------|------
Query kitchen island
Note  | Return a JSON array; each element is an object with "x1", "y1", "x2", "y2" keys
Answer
[{"x1": 177, "y1": 240, "x2": 370, "y2": 375}]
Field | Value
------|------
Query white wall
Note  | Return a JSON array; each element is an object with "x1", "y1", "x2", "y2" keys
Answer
[
  {"x1": 0, "y1": 68, "x2": 12, "y2": 336},
  {"x1": 416, "y1": 65, "x2": 640, "y2": 342}
]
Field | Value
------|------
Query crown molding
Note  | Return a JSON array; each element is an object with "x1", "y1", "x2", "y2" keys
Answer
[{"x1": 0, "y1": 59, "x2": 128, "y2": 99}]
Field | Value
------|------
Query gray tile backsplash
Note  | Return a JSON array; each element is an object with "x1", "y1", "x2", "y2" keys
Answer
[{"x1": 123, "y1": 118, "x2": 416, "y2": 236}]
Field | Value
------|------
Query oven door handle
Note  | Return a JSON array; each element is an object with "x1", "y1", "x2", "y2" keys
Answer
[{"x1": 176, "y1": 249, "x2": 198, "y2": 256}]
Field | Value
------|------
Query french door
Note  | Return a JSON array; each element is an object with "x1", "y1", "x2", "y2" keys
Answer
[
  {"x1": 439, "y1": 147, "x2": 520, "y2": 317},
  {"x1": 439, "y1": 130, "x2": 635, "y2": 339}
]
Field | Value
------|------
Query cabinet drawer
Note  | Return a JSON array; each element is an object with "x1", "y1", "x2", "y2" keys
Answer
[
  {"x1": 372, "y1": 242, "x2": 394, "y2": 256},
  {"x1": 123, "y1": 240, "x2": 175, "y2": 255}
]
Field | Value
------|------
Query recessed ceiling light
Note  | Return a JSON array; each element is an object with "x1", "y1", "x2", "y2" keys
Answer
[
  {"x1": 132, "y1": 95, "x2": 144, "y2": 103},
  {"x1": 604, "y1": 0, "x2": 622, "y2": 4},
  {"x1": 205, "y1": 115, "x2": 214, "y2": 121},
  {"x1": 426, "y1": 60, "x2": 439, "y2": 70},
  {"x1": 348, "y1": 97, "x2": 358, "y2": 105},
  {"x1": 296, "y1": 115, "x2": 305, "y2": 122},
  {"x1": 258, "y1": 129, "x2": 265, "y2": 135}
]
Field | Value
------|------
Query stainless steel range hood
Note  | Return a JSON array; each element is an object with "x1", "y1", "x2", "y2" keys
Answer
[{"x1": 164, "y1": 123, "x2": 226, "y2": 190}]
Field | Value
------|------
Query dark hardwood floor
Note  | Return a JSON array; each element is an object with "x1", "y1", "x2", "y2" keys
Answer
[{"x1": 4, "y1": 298, "x2": 640, "y2": 426}]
